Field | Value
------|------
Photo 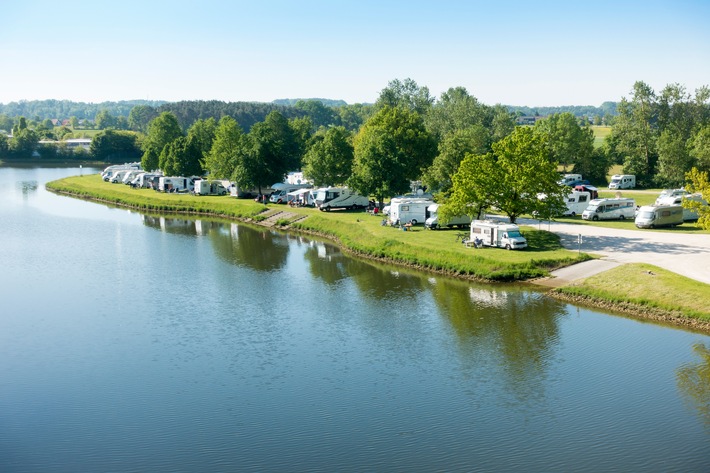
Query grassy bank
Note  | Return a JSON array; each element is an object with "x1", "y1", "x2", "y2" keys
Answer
[
  {"x1": 47, "y1": 174, "x2": 590, "y2": 281},
  {"x1": 551, "y1": 263, "x2": 710, "y2": 330}
]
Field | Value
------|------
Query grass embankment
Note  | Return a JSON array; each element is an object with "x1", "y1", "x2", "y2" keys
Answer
[
  {"x1": 552, "y1": 263, "x2": 710, "y2": 330},
  {"x1": 47, "y1": 174, "x2": 590, "y2": 281}
]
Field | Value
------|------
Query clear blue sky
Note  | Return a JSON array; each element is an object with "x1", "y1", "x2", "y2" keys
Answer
[{"x1": 1, "y1": 0, "x2": 708, "y2": 106}]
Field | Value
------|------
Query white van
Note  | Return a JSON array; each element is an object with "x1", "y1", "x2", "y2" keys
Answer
[
  {"x1": 582, "y1": 198, "x2": 636, "y2": 221},
  {"x1": 608, "y1": 174, "x2": 636, "y2": 189},
  {"x1": 388, "y1": 198, "x2": 434, "y2": 226},
  {"x1": 563, "y1": 191, "x2": 592, "y2": 217},
  {"x1": 424, "y1": 203, "x2": 471, "y2": 229},
  {"x1": 469, "y1": 220, "x2": 527, "y2": 250},
  {"x1": 635, "y1": 204, "x2": 684, "y2": 228}
]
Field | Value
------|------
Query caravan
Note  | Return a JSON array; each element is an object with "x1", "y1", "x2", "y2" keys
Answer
[
  {"x1": 194, "y1": 179, "x2": 229, "y2": 196},
  {"x1": 315, "y1": 187, "x2": 369, "y2": 211},
  {"x1": 424, "y1": 203, "x2": 471, "y2": 229},
  {"x1": 269, "y1": 183, "x2": 311, "y2": 203},
  {"x1": 608, "y1": 174, "x2": 636, "y2": 189},
  {"x1": 388, "y1": 198, "x2": 434, "y2": 226},
  {"x1": 656, "y1": 192, "x2": 707, "y2": 221},
  {"x1": 582, "y1": 198, "x2": 636, "y2": 221},
  {"x1": 469, "y1": 220, "x2": 527, "y2": 250},
  {"x1": 635, "y1": 204, "x2": 684, "y2": 228},
  {"x1": 563, "y1": 190, "x2": 592, "y2": 216},
  {"x1": 158, "y1": 176, "x2": 195, "y2": 193}
]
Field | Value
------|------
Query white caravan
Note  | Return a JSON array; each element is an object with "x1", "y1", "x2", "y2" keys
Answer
[
  {"x1": 109, "y1": 169, "x2": 133, "y2": 183},
  {"x1": 388, "y1": 198, "x2": 434, "y2": 226},
  {"x1": 559, "y1": 173, "x2": 582, "y2": 186},
  {"x1": 582, "y1": 198, "x2": 636, "y2": 221},
  {"x1": 101, "y1": 162, "x2": 141, "y2": 181},
  {"x1": 563, "y1": 190, "x2": 592, "y2": 216},
  {"x1": 634, "y1": 204, "x2": 684, "y2": 228},
  {"x1": 194, "y1": 179, "x2": 229, "y2": 196},
  {"x1": 130, "y1": 172, "x2": 162, "y2": 189},
  {"x1": 424, "y1": 203, "x2": 471, "y2": 229},
  {"x1": 121, "y1": 169, "x2": 143, "y2": 185},
  {"x1": 469, "y1": 220, "x2": 528, "y2": 250},
  {"x1": 315, "y1": 187, "x2": 370, "y2": 211},
  {"x1": 608, "y1": 174, "x2": 636, "y2": 189},
  {"x1": 656, "y1": 193, "x2": 707, "y2": 221},
  {"x1": 269, "y1": 184, "x2": 311, "y2": 203},
  {"x1": 158, "y1": 176, "x2": 195, "y2": 193}
]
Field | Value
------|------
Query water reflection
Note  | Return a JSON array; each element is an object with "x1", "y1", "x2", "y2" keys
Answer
[
  {"x1": 209, "y1": 222, "x2": 289, "y2": 272},
  {"x1": 18, "y1": 180, "x2": 38, "y2": 199},
  {"x1": 677, "y1": 343, "x2": 710, "y2": 427}
]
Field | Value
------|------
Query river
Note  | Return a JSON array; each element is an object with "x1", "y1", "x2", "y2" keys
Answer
[{"x1": 1, "y1": 165, "x2": 709, "y2": 472}]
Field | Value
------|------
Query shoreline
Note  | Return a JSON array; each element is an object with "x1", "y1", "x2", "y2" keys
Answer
[{"x1": 46, "y1": 178, "x2": 710, "y2": 334}]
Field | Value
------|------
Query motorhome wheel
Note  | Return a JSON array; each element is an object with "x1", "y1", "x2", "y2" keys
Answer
[
  {"x1": 410, "y1": 219, "x2": 417, "y2": 225},
  {"x1": 592, "y1": 215, "x2": 599, "y2": 221},
  {"x1": 505, "y1": 244, "x2": 511, "y2": 250}
]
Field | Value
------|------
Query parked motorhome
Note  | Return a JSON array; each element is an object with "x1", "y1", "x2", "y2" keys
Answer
[
  {"x1": 101, "y1": 162, "x2": 141, "y2": 181},
  {"x1": 656, "y1": 193, "x2": 707, "y2": 221},
  {"x1": 388, "y1": 198, "x2": 434, "y2": 226},
  {"x1": 109, "y1": 169, "x2": 133, "y2": 184},
  {"x1": 582, "y1": 198, "x2": 636, "y2": 221},
  {"x1": 121, "y1": 169, "x2": 143, "y2": 185},
  {"x1": 469, "y1": 220, "x2": 527, "y2": 250},
  {"x1": 194, "y1": 179, "x2": 229, "y2": 196},
  {"x1": 315, "y1": 187, "x2": 370, "y2": 211},
  {"x1": 559, "y1": 174, "x2": 582, "y2": 186},
  {"x1": 158, "y1": 176, "x2": 195, "y2": 193},
  {"x1": 287, "y1": 188, "x2": 315, "y2": 206},
  {"x1": 269, "y1": 184, "x2": 311, "y2": 203},
  {"x1": 608, "y1": 174, "x2": 636, "y2": 189},
  {"x1": 424, "y1": 203, "x2": 471, "y2": 229},
  {"x1": 655, "y1": 188, "x2": 689, "y2": 205},
  {"x1": 130, "y1": 172, "x2": 162, "y2": 189},
  {"x1": 563, "y1": 190, "x2": 592, "y2": 216},
  {"x1": 635, "y1": 204, "x2": 684, "y2": 228}
]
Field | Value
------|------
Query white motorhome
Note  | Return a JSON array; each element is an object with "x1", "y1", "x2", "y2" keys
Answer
[
  {"x1": 315, "y1": 187, "x2": 369, "y2": 211},
  {"x1": 424, "y1": 203, "x2": 471, "y2": 229},
  {"x1": 101, "y1": 162, "x2": 141, "y2": 181},
  {"x1": 130, "y1": 172, "x2": 162, "y2": 189},
  {"x1": 287, "y1": 188, "x2": 315, "y2": 206},
  {"x1": 655, "y1": 188, "x2": 689, "y2": 205},
  {"x1": 109, "y1": 169, "x2": 133, "y2": 184},
  {"x1": 634, "y1": 204, "x2": 684, "y2": 228},
  {"x1": 194, "y1": 179, "x2": 229, "y2": 196},
  {"x1": 656, "y1": 193, "x2": 707, "y2": 221},
  {"x1": 121, "y1": 169, "x2": 143, "y2": 185},
  {"x1": 158, "y1": 176, "x2": 195, "y2": 193},
  {"x1": 608, "y1": 174, "x2": 636, "y2": 189},
  {"x1": 388, "y1": 198, "x2": 434, "y2": 226},
  {"x1": 582, "y1": 198, "x2": 636, "y2": 221},
  {"x1": 269, "y1": 184, "x2": 311, "y2": 203},
  {"x1": 563, "y1": 190, "x2": 592, "y2": 216},
  {"x1": 469, "y1": 220, "x2": 527, "y2": 250},
  {"x1": 559, "y1": 173, "x2": 582, "y2": 186}
]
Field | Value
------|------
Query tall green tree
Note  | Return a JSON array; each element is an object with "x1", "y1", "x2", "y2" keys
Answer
[
  {"x1": 128, "y1": 105, "x2": 158, "y2": 132},
  {"x1": 187, "y1": 117, "x2": 217, "y2": 168},
  {"x1": 423, "y1": 125, "x2": 489, "y2": 195},
  {"x1": 424, "y1": 86, "x2": 489, "y2": 140},
  {"x1": 0, "y1": 134, "x2": 8, "y2": 157},
  {"x1": 294, "y1": 100, "x2": 337, "y2": 129},
  {"x1": 159, "y1": 136, "x2": 203, "y2": 176},
  {"x1": 90, "y1": 129, "x2": 142, "y2": 162},
  {"x1": 204, "y1": 116, "x2": 245, "y2": 180},
  {"x1": 442, "y1": 127, "x2": 564, "y2": 224},
  {"x1": 141, "y1": 112, "x2": 183, "y2": 171},
  {"x1": 350, "y1": 105, "x2": 436, "y2": 206},
  {"x1": 375, "y1": 78, "x2": 433, "y2": 116},
  {"x1": 685, "y1": 167, "x2": 710, "y2": 230},
  {"x1": 690, "y1": 125, "x2": 710, "y2": 172},
  {"x1": 534, "y1": 112, "x2": 595, "y2": 173},
  {"x1": 95, "y1": 109, "x2": 118, "y2": 130},
  {"x1": 9, "y1": 128, "x2": 39, "y2": 158},
  {"x1": 302, "y1": 126, "x2": 354, "y2": 186},
  {"x1": 247, "y1": 111, "x2": 301, "y2": 189}
]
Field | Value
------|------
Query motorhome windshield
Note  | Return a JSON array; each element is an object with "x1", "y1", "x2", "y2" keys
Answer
[
  {"x1": 638, "y1": 210, "x2": 655, "y2": 219},
  {"x1": 507, "y1": 230, "x2": 522, "y2": 238}
]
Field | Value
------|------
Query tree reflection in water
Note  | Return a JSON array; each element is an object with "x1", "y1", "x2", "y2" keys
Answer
[{"x1": 677, "y1": 343, "x2": 710, "y2": 427}]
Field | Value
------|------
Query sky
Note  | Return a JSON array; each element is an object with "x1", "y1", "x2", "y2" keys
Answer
[{"x1": 1, "y1": 0, "x2": 709, "y2": 107}]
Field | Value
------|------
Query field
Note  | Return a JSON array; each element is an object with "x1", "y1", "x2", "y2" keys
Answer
[{"x1": 591, "y1": 125, "x2": 611, "y2": 148}]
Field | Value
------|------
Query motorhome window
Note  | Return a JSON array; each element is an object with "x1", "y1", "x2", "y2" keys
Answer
[
  {"x1": 579, "y1": 195, "x2": 588, "y2": 202},
  {"x1": 402, "y1": 205, "x2": 409, "y2": 211},
  {"x1": 661, "y1": 210, "x2": 670, "y2": 217},
  {"x1": 639, "y1": 210, "x2": 654, "y2": 219},
  {"x1": 507, "y1": 230, "x2": 522, "y2": 238}
]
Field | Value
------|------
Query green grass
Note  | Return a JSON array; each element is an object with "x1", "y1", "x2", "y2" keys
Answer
[
  {"x1": 591, "y1": 125, "x2": 611, "y2": 148},
  {"x1": 553, "y1": 263, "x2": 710, "y2": 322},
  {"x1": 47, "y1": 173, "x2": 591, "y2": 282}
]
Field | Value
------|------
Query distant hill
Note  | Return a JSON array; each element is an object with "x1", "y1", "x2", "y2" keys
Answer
[
  {"x1": 506, "y1": 102, "x2": 618, "y2": 118},
  {"x1": 0, "y1": 99, "x2": 168, "y2": 120},
  {"x1": 273, "y1": 98, "x2": 348, "y2": 107}
]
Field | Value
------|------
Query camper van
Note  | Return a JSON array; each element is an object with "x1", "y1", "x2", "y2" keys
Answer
[
  {"x1": 130, "y1": 172, "x2": 162, "y2": 189},
  {"x1": 109, "y1": 169, "x2": 133, "y2": 184},
  {"x1": 158, "y1": 176, "x2": 195, "y2": 193},
  {"x1": 608, "y1": 174, "x2": 636, "y2": 189},
  {"x1": 562, "y1": 191, "x2": 592, "y2": 216},
  {"x1": 194, "y1": 179, "x2": 229, "y2": 196},
  {"x1": 269, "y1": 184, "x2": 311, "y2": 203},
  {"x1": 635, "y1": 204, "x2": 684, "y2": 228},
  {"x1": 101, "y1": 162, "x2": 141, "y2": 181},
  {"x1": 469, "y1": 220, "x2": 527, "y2": 250},
  {"x1": 656, "y1": 193, "x2": 707, "y2": 221},
  {"x1": 559, "y1": 174, "x2": 583, "y2": 186},
  {"x1": 315, "y1": 187, "x2": 369, "y2": 211},
  {"x1": 424, "y1": 203, "x2": 471, "y2": 229},
  {"x1": 388, "y1": 198, "x2": 434, "y2": 226},
  {"x1": 582, "y1": 198, "x2": 636, "y2": 221},
  {"x1": 655, "y1": 188, "x2": 690, "y2": 205}
]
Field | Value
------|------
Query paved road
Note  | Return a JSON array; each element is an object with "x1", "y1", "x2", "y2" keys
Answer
[{"x1": 517, "y1": 218, "x2": 710, "y2": 285}]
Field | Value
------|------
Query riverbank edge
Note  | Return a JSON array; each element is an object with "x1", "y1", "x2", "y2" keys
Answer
[
  {"x1": 46, "y1": 181, "x2": 710, "y2": 333},
  {"x1": 548, "y1": 290, "x2": 710, "y2": 334}
]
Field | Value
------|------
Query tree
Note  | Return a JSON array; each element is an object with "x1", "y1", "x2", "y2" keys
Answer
[
  {"x1": 245, "y1": 111, "x2": 301, "y2": 190},
  {"x1": 685, "y1": 167, "x2": 710, "y2": 230},
  {"x1": 187, "y1": 117, "x2": 217, "y2": 168},
  {"x1": 690, "y1": 125, "x2": 710, "y2": 172},
  {"x1": 9, "y1": 128, "x2": 39, "y2": 158},
  {"x1": 95, "y1": 109, "x2": 118, "y2": 129},
  {"x1": 128, "y1": 105, "x2": 158, "y2": 132},
  {"x1": 534, "y1": 112, "x2": 595, "y2": 172},
  {"x1": 423, "y1": 125, "x2": 489, "y2": 195},
  {"x1": 142, "y1": 112, "x2": 183, "y2": 171},
  {"x1": 375, "y1": 78, "x2": 433, "y2": 116},
  {"x1": 294, "y1": 100, "x2": 337, "y2": 129},
  {"x1": 204, "y1": 116, "x2": 246, "y2": 180},
  {"x1": 350, "y1": 105, "x2": 436, "y2": 206},
  {"x1": 0, "y1": 133, "x2": 8, "y2": 157},
  {"x1": 302, "y1": 126, "x2": 354, "y2": 186},
  {"x1": 70, "y1": 116, "x2": 79, "y2": 129},
  {"x1": 159, "y1": 136, "x2": 203, "y2": 176},
  {"x1": 424, "y1": 86, "x2": 489, "y2": 140},
  {"x1": 443, "y1": 127, "x2": 564, "y2": 224},
  {"x1": 90, "y1": 129, "x2": 142, "y2": 162}
]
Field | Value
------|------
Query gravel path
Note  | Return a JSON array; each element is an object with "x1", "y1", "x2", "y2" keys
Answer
[{"x1": 517, "y1": 218, "x2": 710, "y2": 285}]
